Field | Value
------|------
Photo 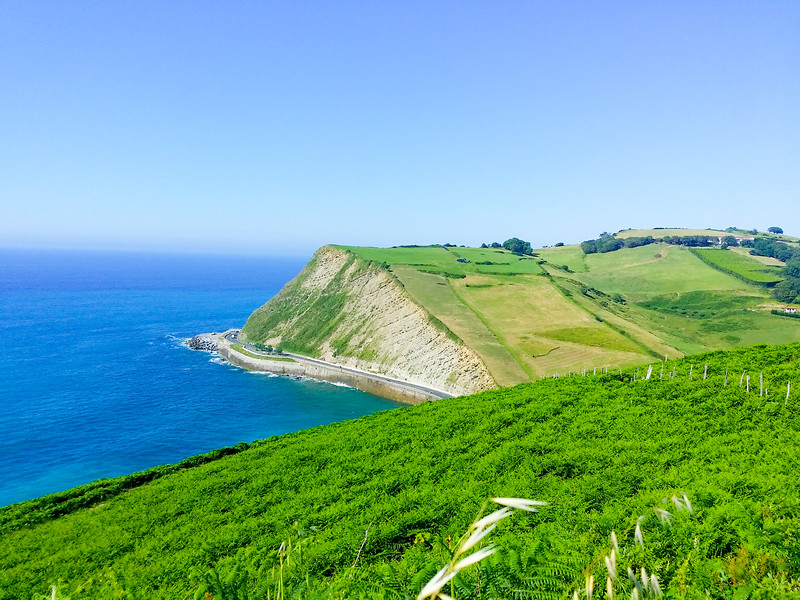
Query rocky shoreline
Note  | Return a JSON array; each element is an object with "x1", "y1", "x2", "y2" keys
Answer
[
  {"x1": 186, "y1": 333, "x2": 219, "y2": 352},
  {"x1": 187, "y1": 331, "x2": 450, "y2": 404}
]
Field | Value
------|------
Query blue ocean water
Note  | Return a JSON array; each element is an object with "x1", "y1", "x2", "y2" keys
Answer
[{"x1": 0, "y1": 249, "x2": 404, "y2": 507}]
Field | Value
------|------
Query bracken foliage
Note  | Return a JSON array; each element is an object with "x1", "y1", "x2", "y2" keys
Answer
[{"x1": 2, "y1": 344, "x2": 800, "y2": 599}]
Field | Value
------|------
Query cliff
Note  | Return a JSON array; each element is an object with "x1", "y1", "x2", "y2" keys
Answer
[{"x1": 240, "y1": 246, "x2": 495, "y2": 396}]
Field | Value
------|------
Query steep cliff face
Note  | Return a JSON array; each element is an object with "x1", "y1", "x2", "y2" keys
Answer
[{"x1": 241, "y1": 246, "x2": 495, "y2": 396}]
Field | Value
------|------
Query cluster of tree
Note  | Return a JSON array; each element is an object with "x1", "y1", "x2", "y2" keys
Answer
[
  {"x1": 751, "y1": 238, "x2": 800, "y2": 303},
  {"x1": 581, "y1": 235, "x2": 656, "y2": 254},
  {"x1": 751, "y1": 238, "x2": 800, "y2": 263},
  {"x1": 660, "y1": 235, "x2": 716, "y2": 247},
  {"x1": 581, "y1": 234, "x2": 728, "y2": 255},
  {"x1": 501, "y1": 237, "x2": 533, "y2": 255},
  {"x1": 480, "y1": 238, "x2": 534, "y2": 255}
]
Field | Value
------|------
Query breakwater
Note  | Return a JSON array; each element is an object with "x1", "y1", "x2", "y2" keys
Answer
[{"x1": 215, "y1": 332, "x2": 447, "y2": 405}]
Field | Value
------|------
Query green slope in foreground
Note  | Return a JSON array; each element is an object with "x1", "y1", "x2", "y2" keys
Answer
[
  {"x1": 2, "y1": 343, "x2": 800, "y2": 598},
  {"x1": 340, "y1": 243, "x2": 800, "y2": 385}
]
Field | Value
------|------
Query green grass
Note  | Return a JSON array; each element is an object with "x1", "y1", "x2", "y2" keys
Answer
[
  {"x1": 452, "y1": 273, "x2": 651, "y2": 377},
  {"x1": 3, "y1": 343, "x2": 800, "y2": 599},
  {"x1": 574, "y1": 244, "x2": 754, "y2": 299},
  {"x1": 245, "y1": 241, "x2": 800, "y2": 385},
  {"x1": 615, "y1": 227, "x2": 800, "y2": 243},
  {"x1": 616, "y1": 227, "x2": 728, "y2": 238},
  {"x1": 337, "y1": 245, "x2": 543, "y2": 278},
  {"x1": 691, "y1": 248, "x2": 784, "y2": 286},
  {"x1": 392, "y1": 266, "x2": 527, "y2": 386}
]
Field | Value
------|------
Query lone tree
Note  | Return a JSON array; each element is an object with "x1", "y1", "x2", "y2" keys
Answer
[
  {"x1": 502, "y1": 237, "x2": 533, "y2": 255},
  {"x1": 768, "y1": 226, "x2": 784, "y2": 234}
]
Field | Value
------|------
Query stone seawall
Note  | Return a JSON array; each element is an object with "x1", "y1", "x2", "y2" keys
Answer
[{"x1": 216, "y1": 334, "x2": 438, "y2": 405}]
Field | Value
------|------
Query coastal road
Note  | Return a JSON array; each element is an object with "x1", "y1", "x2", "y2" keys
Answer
[{"x1": 225, "y1": 331, "x2": 453, "y2": 400}]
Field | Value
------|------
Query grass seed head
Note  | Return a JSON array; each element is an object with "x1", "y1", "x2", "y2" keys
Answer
[
  {"x1": 586, "y1": 573, "x2": 594, "y2": 598},
  {"x1": 681, "y1": 493, "x2": 694, "y2": 515},
  {"x1": 452, "y1": 545, "x2": 497, "y2": 571},
  {"x1": 649, "y1": 574, "x2": 662, "y2": 597},
  {"x1": 605, "y1": 550, "x2": 617, "y2": 579},
  {"x1": 610, "y1": 530, "x2": 619, "y2": 552},
  {"x1": 607, "y1": 576, "x2": 614, "y2": 600},
  {"x1": 635, "y1": 518, "x2": 645, "y2": 548},
  {"x1": 416, "y1": 565, "x2": 457, "y2": 600},
  {"x1": 491, "y1": 497, "x2": 547, "y2": 512},
  {"x1": 459, "y1": 522, "x2": 497, "y2": 555},
  {"x1": 654, "y1": 508, "x2": 672, "y2": 524},
  {"x1": 472, "y1": 507, "x2": 513, "y2": 531}
]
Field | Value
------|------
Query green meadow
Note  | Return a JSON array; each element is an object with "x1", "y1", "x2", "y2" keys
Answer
[
  {"x1": 342, "y1": 243, "x2": 800, "y2": 383},
  {"x1": 691, "y1": 248, "x2": 784, "y2": 286}
]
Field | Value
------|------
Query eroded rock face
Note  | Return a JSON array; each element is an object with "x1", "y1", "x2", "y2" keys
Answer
[
  {"x1": 242, "y1": 246, "x2": 496, "y2": 396},
  {"x1": 187, "y1": 333, "x2": 218, "y2": 352}
]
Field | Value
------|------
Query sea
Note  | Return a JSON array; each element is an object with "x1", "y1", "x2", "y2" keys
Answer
[{"x1": 0, "y1": 248, "x2": 404, "y2": 507}]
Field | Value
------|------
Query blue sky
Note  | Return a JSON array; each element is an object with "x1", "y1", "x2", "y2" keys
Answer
[{"x1": 2, "y1": 1, "x2": 798, "y2": 255}]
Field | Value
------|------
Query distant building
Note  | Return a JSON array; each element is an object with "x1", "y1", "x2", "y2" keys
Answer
[{"x1": 781, "y1": 307, "x2": 798, "y2": 314}]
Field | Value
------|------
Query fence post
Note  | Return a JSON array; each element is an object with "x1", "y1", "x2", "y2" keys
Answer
[
  {"x1": 747, "y1": 375, "x2": 750, "y2": 393},
  {"x1": 689, "y1": 364, "x2": 693, "y2": 380},
  {"x1": 725, "y1": 369, "x2": 728, "y2": 386},
  {"x1": 787, "y1": 381, "x2": 791, "y2": 405},
  {"x1": 703, "y1": 364, "x2": 708, "y2": 380},
  {"x1": 760, "y1": 373, "x2": 764, "y2": 397}
]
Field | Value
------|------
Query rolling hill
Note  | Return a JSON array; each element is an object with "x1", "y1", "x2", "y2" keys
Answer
[{"x1": 242, "y1": 232, "x2": 800, "y2": 391}]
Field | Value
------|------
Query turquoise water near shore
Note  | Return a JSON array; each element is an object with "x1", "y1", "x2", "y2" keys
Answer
[{"x1": 0, "y1": 249, "x2": 404, "y2": 507}]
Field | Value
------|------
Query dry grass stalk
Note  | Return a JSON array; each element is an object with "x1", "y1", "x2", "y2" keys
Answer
[
  {"x1": 635, "y1": 516, "x2": 645, "y2": 548},
  {"x1": 654, "y1": 508, "x2": 672, "y2": 524},
  {"x1": 416, "y1": 497, "x2": 545, "y2": 600}
]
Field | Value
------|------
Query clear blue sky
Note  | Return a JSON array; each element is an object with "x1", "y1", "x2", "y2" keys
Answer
[{"x1": 2, "y1": 1, "x2": 798, "y2": 255}]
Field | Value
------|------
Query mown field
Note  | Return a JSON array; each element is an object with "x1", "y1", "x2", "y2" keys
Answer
[
  {"x1": 691, "y1": 248, "x2": 784, "y2": 286},
  {"x1": 615, "y1": 227, "x2": 800, "y2": 244},
  {"x1": 3, "y1": 343, "x2": 800, "y2": 599},
  {"x1": 342, "y1": 243, "x2": 800, "y2": 383}
]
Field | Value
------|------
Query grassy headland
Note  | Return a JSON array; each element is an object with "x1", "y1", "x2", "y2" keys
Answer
[
  {"x1": 2, "y1": 343, "x2": 800, "y2": 598},
  {"x1": 331, "y1": 241, "x2": 800, "y2": 384}
]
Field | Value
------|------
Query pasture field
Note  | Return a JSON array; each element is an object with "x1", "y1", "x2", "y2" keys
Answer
[
  {"x1": 392, "y1": 266, "x2": 529, "y2": 386},
  {"x1": 259, "y1": 242, "x2": 800, "y2": 383},
  {"x1": 338, "y1": 245, "x2": 543, "y2": 277},
  {"x1": 573, "y1": 244, "x2": 754, "y2": 299},
  {"x1": 451, "y1": 273, "x2": 650, "y2": 377},
  {"x1": 615, "y1": 227, "x2": 800, "y2": 243},
  {"x1": 730, "y1": 246, "x2": 786, "y2": 266},
  {"x1": 615, "y1": 227, "x2": 730, "y2": 238},
  {"x1": 691, "y1": 248, "x2": 784, "y2": 285},
  {"x1": 357, "y1": 243, "x2": 800, "y2": 379}
]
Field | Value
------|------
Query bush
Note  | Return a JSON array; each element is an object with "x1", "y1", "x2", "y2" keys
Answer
[{"x1": 502, "y1": 237, "x2": 533, "y2": 255}]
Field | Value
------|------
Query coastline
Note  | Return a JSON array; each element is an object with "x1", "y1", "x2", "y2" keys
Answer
[{"x1": 210, "y1": 330, "x2": 453, "y2": 405}]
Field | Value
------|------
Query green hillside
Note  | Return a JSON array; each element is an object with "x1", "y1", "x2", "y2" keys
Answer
[
  {"x1": 338, "y1": 242, "x2": 800, "y2": 384},
  {"x1": 3, "y1": 343, "x2": 800, "y2": 598}
]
